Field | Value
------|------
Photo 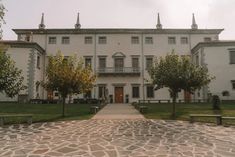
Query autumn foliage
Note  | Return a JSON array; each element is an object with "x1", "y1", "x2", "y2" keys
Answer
[{"x1": 41, "y1": 52, "x2": 96, "y2": 117}]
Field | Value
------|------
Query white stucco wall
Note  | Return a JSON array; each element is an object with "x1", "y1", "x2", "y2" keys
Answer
[
  {"x1": 15, "y1": 29, "x2": 221, "y2": 103},
  {"x1": 0, "y1": 47, "x2": 29, "y2": 101},
  {"x1": 0, "y1": 46, "x2": 45, "y2": 102},
  {"x1": 204, "y1": 46, "x2": 235, "y2": 99}
]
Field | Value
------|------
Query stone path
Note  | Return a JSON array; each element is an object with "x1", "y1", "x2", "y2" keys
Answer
[
  {"x1": 92, "y1": 103, "x2": 144, "y2": 120},
  {"x1": 0, "y1": 120, "x2": 235, "y2": 157}
]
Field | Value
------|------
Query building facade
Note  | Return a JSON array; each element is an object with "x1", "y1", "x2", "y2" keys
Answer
[
  {"x1": 1, "y1": 13, "x2": 234, "y2": 103},
  {"x1": 192, "y1": 41, "x2": 235, "y2": 101},
  {"x1": 0, "y1": 41, "x2": 45, "y2": 102}
]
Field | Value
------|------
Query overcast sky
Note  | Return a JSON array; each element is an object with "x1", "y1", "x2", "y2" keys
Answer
[{"x1": 2, "y1": 0, "x2": 235, "y2": 40}]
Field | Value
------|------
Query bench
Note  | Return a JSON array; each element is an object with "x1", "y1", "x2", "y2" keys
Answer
[
  {"x1": 139, "y1": 106, "x2": 148, "y2": 113},
  {"x1": 90, "y1": 106, "x2": 99, "y2": 114},
  {"x1": 189, "y1": 114, "x2": 222, "y2": 125},
  {"x1": 0, "y1": 114, "x2": 33, "y2": 126},
  {"x1": 221, "y1": 117, "x2": 235, "y2": 124}
]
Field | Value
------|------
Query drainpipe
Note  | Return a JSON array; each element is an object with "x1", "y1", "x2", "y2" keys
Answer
[
  {"x1": 42, "y1": 33, "x2": 48, "y2": 100},
  {"x1": 141, "y1": 32, "x2": 145, "y2": 100},
  {"x1": 94, "y1": 33, "x2": 97, "y2": 98},
  {"x1": 189, "y1": 33, "x2": 195, "y2": 101}
]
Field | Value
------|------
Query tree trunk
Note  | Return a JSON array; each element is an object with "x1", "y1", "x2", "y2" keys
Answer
[
  {"x1": 171, "y1": 93, "x2": 177, "y2": 119},
  {"x1": 62, "y1": 97, "x2": 66, "y2": 117}
]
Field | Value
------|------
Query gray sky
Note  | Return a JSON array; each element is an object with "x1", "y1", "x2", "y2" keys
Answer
[{"x1": 2, "y1": 0, "x2": 235, "y2": 40}]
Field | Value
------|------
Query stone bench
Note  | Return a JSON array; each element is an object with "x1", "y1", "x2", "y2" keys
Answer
[
  {"x1": 0, "y1": 114, "x2": 33, "y2": 126},
  {"x1": 139, "y1": 106, "x2": 148, "y2": 113},
  {"x1": 90, "y1": 106, "x2": 99, "y2": 114},
  {"x1": 221, "y1": 117, "x2": 235, "y2": 124},
  {"x1": 189, "y1": 114, "x2": 222, "y2": 125}
]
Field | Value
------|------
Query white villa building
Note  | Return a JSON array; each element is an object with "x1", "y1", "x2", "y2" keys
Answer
[{"x1": 0, "y1": 13, "x2": 235, "y2": 103}]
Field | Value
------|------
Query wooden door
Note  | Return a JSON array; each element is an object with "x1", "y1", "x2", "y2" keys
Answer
[
  {"x1": 115, "y1": 87, "x2": 123, "y2": 103},
  {"x1": 184, "y1": 90, "x2": 191, "y2": 102},
  {"x1": 47, "y1": 90, "x2": 53, "y2": 100}
]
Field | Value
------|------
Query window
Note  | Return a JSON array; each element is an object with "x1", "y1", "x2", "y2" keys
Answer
[
  {"x1": 131, "y1": 36, "x2": 139, "y2": 44},
  {"x1": 85, "y1": 57, "x2": 92, "y2": 67},
  {"x1": 98, "y1": 36, "x2": 107, "y2": 44},
  {"x1": 132, "y1": 58, "x2": 139, "y2": 68},
  {"x1": 132, "y1": 86, "x2": 140, "y2": 98},
  {"x1": 54, "y1": 92, "x2": 59, "y2": 97},
  {"x1": 181, "y1": 37, "x2": 188, "y2": 44},
  {"x1": 114, "y1": 58, "x2": 124, "y2": 72},
  {"x1": 197, "y1": 91, "x2": 200, "y2": 97},
  {"x1": 204, "y1": 37, "x2": 211, "y2": 42},
  {"x1": 25, "y1": 35, "x2": 30, "y2": 42},
  {"x1": 36, "y1": 56, "x2": 40, "y2": 69},
  {"x1": 168, "y1": 37, "x2": 176, "y2": 44},
  {"x1": 84, "y1": 90, "x2": 92, "y2": 98},
  {"x1": 231, "y1": 81, "x2": 235, "y2": 90},
  {"x1": 146, "y1": 86, "x2": 154, "y2": 98},
  {"x1": 145, "y1": 37, "x2": 153, "y2": 44},
  {"x1": 196, "y1": 55, "x2": 199, "y2": 65},
  {"x1": 98, "y1": 86, "x2": 106, "y2": 98},
  {"x1": 99, "y1": 57, "x2": 106, "y2": 68},
  {"x1": 229, "y1": 51, "x2": 235, "y2": 64},
  {"x1": 62, "y1": 36, "x2": 70, "y2": 44},
  {"x1": 85, "y1": 36, "x2": 93, "y2": 44},
  {"x1": 146, "y1": 57, "x2": 153, "y2": 70},
  {"x1": 48, "y1": 37, "x2": 56, "y2": 44},
  {"x1": 36, "y1": 84, "x2": 39, "y2": 93}
]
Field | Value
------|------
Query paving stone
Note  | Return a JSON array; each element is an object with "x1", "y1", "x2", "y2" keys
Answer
[
  {"x1": 90, "y1": 144, "x2": 105, "y2": 151},
  {"x1": 92, "y1": 151, "x2": 106, "y2": 157},
  {"x1": 56, "y1": 147, "x2": 77, "y2": 154},
  {"x1": 106, "y1": 150, "x2": 118, "y2": 157},
  {"x1": 32, "y1": 148, "x2": 49, "y2": 154},
  {"x1": 0, "y1": 119, "x2": 235, "y2": 156}
]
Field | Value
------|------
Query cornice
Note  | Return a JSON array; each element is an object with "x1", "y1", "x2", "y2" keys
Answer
[
  {"x1": 0, "y1": 40, "x2": 45, "y2": 54},
  {"x1": 12, "y1": 28, "x2": 224, "y2": 35},
  {"x1": 191, "y1": 41, "x2": 235, "y2": 54}
]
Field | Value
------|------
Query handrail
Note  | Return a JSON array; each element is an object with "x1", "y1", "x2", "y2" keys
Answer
[{"x1": 97, "y1": 67, "x2": 140, "y2": 73}]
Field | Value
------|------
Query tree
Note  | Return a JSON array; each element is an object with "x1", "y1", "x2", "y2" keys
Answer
[
  {"x1": 0, "y1": 1, "x2": 6, "y2": 39},
  {"x1": 0, "y1": 3, "x2": 25, "y2": 98},
  {"x1": 0, "y1": 45, "x2": 26, "y2": 98},
  {"x1": 41, "y1": 52, "x2": 96, "y2": 117},
  {"x1": 148, "y1": 53, "x2": 213, "y2": 119}
]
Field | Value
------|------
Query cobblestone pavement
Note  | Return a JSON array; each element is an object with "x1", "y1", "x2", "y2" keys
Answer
[{"x1": 0, "y1": 120, "x2": 235, "y2": 157}]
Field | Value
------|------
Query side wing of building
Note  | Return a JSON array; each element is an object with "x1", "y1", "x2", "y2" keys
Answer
[
  {"x1": 192, "y1": 41, "x2": 235, "y2": 100},
  {"x1": 0, "y1": 41, "x2": 45, "y2": 102}
]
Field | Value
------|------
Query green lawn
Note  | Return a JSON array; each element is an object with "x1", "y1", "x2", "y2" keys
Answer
[
  {"x1": 0, "y1": 103, "x2": 94, "y2": 124},
  {"x1": 141, "y1": 102, "x2": 235, "y2": 125}
]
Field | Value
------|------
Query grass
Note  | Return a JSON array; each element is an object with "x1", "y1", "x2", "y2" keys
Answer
[
  {"x1": 0, "y1": 103, "x2": 94, "y2": 124},
  {"x1": 141, "y1": 102, "x2": 235, "y2": 125}
]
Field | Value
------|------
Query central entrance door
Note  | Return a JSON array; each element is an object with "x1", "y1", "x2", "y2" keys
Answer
[
  {"x1": 184, "y1": 90, "x2": 191, "y2": 102},
  {"x1": 115, "y1": 87, "x2": 124, "y2": 103}
]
